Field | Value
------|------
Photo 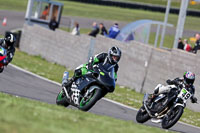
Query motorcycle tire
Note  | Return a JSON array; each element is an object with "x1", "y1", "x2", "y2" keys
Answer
[
  {"x1": 79, "y1": 86, "x2": 102, "y2": 111},
  {"x1": 136, "y1": 105, "x2": 150, "y2": 123},
  {"x1": 0, "y1": 66, "x2": 4, "y2": 73},
  {"x1": 56, "y1": 90, "x2": 70, "y2": 107},
  {"x1": 161, "y1": 105, "x2": 184, "y2": 129}
]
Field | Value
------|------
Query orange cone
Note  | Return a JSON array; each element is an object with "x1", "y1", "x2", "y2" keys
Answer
[{"x1": 2, "y1": 17, "x2": 7, "y2": 26}]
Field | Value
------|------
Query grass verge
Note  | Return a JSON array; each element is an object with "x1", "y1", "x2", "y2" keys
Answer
[
  {"x1": 11, "y1": 49, "x2": 200, "y2": 127},
  {"x1": 112, "y1": 0, "x2": 200, "y2": 10},
  {"x1": 0, "y1": 92, "x2": 173, "y2": 133}
]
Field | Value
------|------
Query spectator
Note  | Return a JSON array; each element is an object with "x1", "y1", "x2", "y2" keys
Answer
[
  {"x1": 193, "y1": 33, "x2": 200, "y2": 53},
  {"x1": 88, "y1": 22, "x2": 99, "y2": 37},
  {"x1": 108, "y1": 23, "x2": 120, "y2": 39},
  {"x1": 49, "y1": 17, "x2": 58, "y2": 31},
  {"x1": 71, "y1": 22, "x2": 80, "y2": 35},
  {"x1": 177, "y1": 38, "x2": 184, "y2": 50},
  {"x1": 99, "y1": 23, "x2": 108, "y2": 36},
  {"x1": 41, "y1": 6, "x2": 49, "y2": 20},
  {"x1": 183, "y1": 39, "x2": 192, "y2": 52}
]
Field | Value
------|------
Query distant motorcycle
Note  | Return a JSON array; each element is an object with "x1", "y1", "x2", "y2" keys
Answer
[
  {"x1": 0, "y1": 46, "x2": 7, "y2": 73},
  {"x1": 136, "y1": 84, "x2": 196, "y2": 129},
  {"x1": 56, "y1": 63, "x2": 116, "y2": 111}
]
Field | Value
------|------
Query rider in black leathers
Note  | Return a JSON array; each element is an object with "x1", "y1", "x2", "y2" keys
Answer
[
  {"x1": 62, "y1": 46, "x2": 122, "y2": 92},
  {"x1": 0, "y1": 34, "x2": 16, "y2": 63},
  {"x1": 0, "y1": 34, "x2": 16, "y2": 72}
]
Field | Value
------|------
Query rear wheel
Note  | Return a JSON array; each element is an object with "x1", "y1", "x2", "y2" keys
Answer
[
  {"x1": 136, "y1": 105, "x2": 150, "y2": 123},
  {"x1": 56, "y1": 90, "x2": 70, "y2": 107},
  {"x1": 162, "y1": 106, "x2": 184, "y2": 129},
  {"x1": 79, "y1": 86, "x2": 102, "y2": 111}
]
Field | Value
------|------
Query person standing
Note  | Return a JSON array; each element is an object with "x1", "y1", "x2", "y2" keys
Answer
[
  {"x1": 71, "y1": 22, "x2": 80, "y2": 35},
  {"x1": 177, "y1": 38, "x2": 184, "y2": 50},
  {"x1": 193, "y1": 33, "x2": 200, "y2": 53},
  {"x1": 99, "y1": 23, "x2": 108, "y2": 36},
  {"x1": 41, "y1": 6, "x2": 49, "y2": 20},
  {"x1": 49, "y1": 17, "x2": 58, "y2": 31},
  {"x1": 88, "y1": 22, "x2": 99, "y2": 37},
  {"x1": 183, "y1": 39, "x2": 192, "y2": 52},
  {"x1": 108, "y1": 23, "x2": 120, "y2": 39}
]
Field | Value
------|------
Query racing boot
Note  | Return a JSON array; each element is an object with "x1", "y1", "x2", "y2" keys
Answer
[
  {"x1": 62, "y1": 76, "x2": 76, "y2": 92},
  {"x1": 147, "y1": 85, "x2": 160, "y2": 108},
  {"x1": 147, "y1": 94, "x2": 156, "y2": 109}
]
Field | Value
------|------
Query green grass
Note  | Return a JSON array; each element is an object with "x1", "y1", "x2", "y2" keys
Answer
[
  {"x1": 12, "y1": 49, "x2": 73, "y2": 82},
  {"x1": 150, "y1": 31, "x2": 197, "y2": 49},
  {"x1": 112, "y1": 0, "x2": 200, "y2": 10},
  {"x1": 11, "y1": 50, "x2": 200, "y2": 127},
  {"x1": 0, "y1": 0, "x2": 200, "y2": 31},
  {"x1": 0, "y1": 93, "x2": 173, "y2": 133},
  {"x1": 0, "y1": 0, "x2": 28, "y2": 11},
  {"x1": 149, "y1": 32, "x2": 175, "y2": 48},
  {"x1": 148, "y1": 32, "x2": 195, "y2": 49},
  {"x1": 106, "y1": 86, "x2": 144, "y2": 109}
]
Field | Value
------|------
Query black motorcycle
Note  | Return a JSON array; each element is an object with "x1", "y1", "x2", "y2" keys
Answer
[
  {"x1": 136, "y1": 84, "x2": 196, "y2": 129},
  {"x1": 56, "y1": 63, "x2": 115, "y2": 111}
]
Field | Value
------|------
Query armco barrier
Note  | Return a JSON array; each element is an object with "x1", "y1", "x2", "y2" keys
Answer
[{"x1": 19, "y1": 24, "x2": 200, "y2": 112}]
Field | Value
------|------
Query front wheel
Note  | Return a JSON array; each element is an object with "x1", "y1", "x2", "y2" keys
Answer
[
  {"x1": 162, "y1": 105, "x2": 184, "y2": 129},
  {"x1": 0, "y1": 66, "x2": 4, "y2": 73},
  {"x1": 136, "y1": 105, "x2": 150, "y2": 123},
  {"x1": 56, "y1": 90, "x2": 70, "y2": 107},
  {"x1": 79, "y1": 86, "x2": 102, "y2": 111}
]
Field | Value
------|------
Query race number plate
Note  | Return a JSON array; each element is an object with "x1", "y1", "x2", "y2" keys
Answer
[{"x1": 178, "y1": 88, "x2": 192, "y2": 102}]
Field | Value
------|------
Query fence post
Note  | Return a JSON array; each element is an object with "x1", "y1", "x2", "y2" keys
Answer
[{"x1": 88, "y1": 37, "x2": 96, "y2": 61}]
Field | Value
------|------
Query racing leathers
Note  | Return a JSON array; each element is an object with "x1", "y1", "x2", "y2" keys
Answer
[
  {"x1": 152, "y1": 78, "x2": 197, "y2": 103},
  {"x1": 0, "y1": 38, "x2": 15, "y2": 64},
  {"x1": 62, "y1": 53, "x2": 119, "y2": 90}
]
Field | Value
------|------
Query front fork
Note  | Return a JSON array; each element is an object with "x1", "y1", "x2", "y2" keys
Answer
[
  {"x1": 63, "y1": 87, "x2": 70, "y2": 99},
  {"x1": 166, "y1": 98, "x2": 185, "y2": 118}
]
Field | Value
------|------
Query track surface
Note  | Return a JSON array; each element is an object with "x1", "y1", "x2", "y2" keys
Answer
[{"x1": 0, "y1": 65, "x2": 200, "y2": 133}]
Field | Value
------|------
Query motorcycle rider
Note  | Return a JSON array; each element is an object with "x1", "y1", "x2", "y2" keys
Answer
[
  {"x1": 148, "y1": 71, "x2": 198, "y2": 107},
  {"x1": 62, "y1": 46, "x2": 122, "y2": 92},
  {"x1": 0, "y1": 33, "x2": 16, "y2": 72}
]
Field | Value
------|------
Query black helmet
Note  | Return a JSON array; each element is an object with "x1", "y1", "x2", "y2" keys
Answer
[
  {"x1": 5, "y1": 34, "x2": 16, "y2": 47},
  {"x1": 108, "y1": 46, "x2": 121, "y2": 64},
  {"x1": 183, "y1": 71, "x2": 195, "y2": 85}
]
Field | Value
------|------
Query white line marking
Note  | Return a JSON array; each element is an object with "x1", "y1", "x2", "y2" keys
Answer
[
  {"x1": 179, "y1": 121, "x2": 200, "y2": 130},
  {"x1": 9, "y1": 63, "x2": 200, "y2": 129},
  {"x1": 102, "y1": 98, "x2": 138, "y2": 111},
  {"x1": 9, "y1": 64, "x2": 61, "y2": 86}
]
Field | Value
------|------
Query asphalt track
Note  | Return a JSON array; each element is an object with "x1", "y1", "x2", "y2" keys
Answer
[{"x1": 0, "y1": 64, "x2": 200, "y2": 133}]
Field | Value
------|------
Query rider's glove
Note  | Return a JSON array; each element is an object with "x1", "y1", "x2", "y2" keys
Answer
[
  {"x1": 191, "y1": 96, "x2": 197, "y2": 103},
  {"x1": 166, "y1": 79, "x2": 172, "y2": 85}
]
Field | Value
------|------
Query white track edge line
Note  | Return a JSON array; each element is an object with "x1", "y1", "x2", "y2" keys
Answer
[
  {"x1": 10, "y1": 64, "x2": 61, "y2": 86},
  {"x1": 9, "y1": 63, "x2": 200, "y2": 129}
]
